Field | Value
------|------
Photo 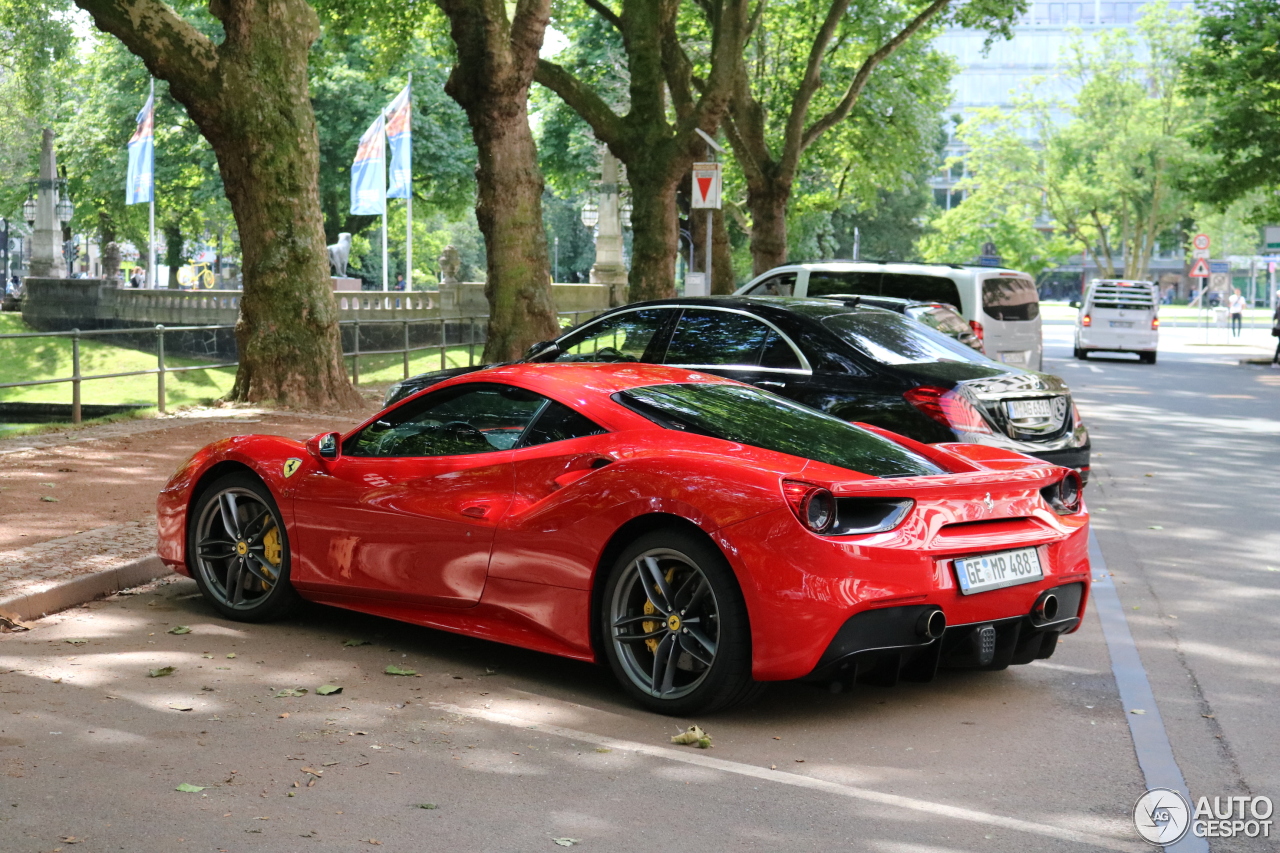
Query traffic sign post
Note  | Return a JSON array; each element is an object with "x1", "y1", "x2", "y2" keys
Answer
[
  {"x1": 690, "y1": 157, "x2": 722, "y2": 297},
  {"x1": 1188, "y1": 257, "x2": 1210, "y2": 278},
  {"x1": 1193, "y1": 233, "x2": 1210, "y2": 251}
]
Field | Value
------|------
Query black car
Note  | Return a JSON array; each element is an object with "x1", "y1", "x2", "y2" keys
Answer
[{"x1": 384, "y1": 297, "x2": 1091, "y2": 478}]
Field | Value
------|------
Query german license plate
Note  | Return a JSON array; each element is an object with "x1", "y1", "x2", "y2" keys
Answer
[
  {"x1": 1110, "y1": 320, "x2": 1133, "y2": 328},
  {"x1": 998, "y1": 351, "x2": 1028, "y2": 366},
  {"x1": 1006, "y1": 398, "x2": 1054, "y2": 420},
  {"x1": 954, "y1": 547, "x2": 1043, "y2": 595}
]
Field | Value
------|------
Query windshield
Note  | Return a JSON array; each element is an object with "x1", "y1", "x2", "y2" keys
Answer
[
  {"x1": 822, "y1": 310, "x2": 1002, "y2": 367},
  {"x1": 617, "y1": 383, "x2": 943, "y2": 478}
]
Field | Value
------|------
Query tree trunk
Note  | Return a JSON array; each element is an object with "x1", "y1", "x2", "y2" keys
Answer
[
  {"x1": 747, "y1": 176, "x2": 790, "y2": 275},
  {"x1": 628, "y1": 171, "x2": 680, "y2": 302},
  {"x1": 438, "y1": 0, "x2": 559, "y2": 363},
  {"x1": 711, "y1": 210, "x2": 734, "y2": 294},
  {"x1": 75, "y1": 0, "x2": 360, "y2": 409},
  {"x1": 164, "y1": 222, "x2": 182, "y2": 289}
]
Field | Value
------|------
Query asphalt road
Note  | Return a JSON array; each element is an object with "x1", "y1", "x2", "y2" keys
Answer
[{"x1": 0, "y1": 326, "x2": 1275, "y2": 853}]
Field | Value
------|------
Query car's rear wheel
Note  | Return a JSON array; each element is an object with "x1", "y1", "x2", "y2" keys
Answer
[
  {"x1": 601, "y1": 529, "x2": 762, "y2": 715},
  {"x1": 1140, "y1": 351, "x2": 1157, "y2": 364},
  {"x1": 188, "y1": 472, "x2": 300, "y2": 622},
  {"x1": 1074, "y1": 346, "x2": 1087, "y2": 360}
]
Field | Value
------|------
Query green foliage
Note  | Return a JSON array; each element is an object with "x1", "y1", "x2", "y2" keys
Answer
[
  {"x1": 1183, "y1": 0, "x2": 1280, "y2": 217},
  {"x1": 922, "y1": 2, "x2": 1205, "y2": 278}
]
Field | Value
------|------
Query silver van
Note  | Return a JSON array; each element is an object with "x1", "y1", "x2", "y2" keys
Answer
[
  {"x1": 736, "y1": 261, "x2": 1044, "y2": 370},
  {"x1": 1074, "y1": 279, "x2": 1159, "y2": 363}
]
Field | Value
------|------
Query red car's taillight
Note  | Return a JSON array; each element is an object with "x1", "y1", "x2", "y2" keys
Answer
[
  {"x1": 969, "y1": 319, "x2": 984, "y2": 343},
  {"x1": 1040, "y1": 470, "x2": 1083, "y2": 515},
  {"x1": 782, "y1": 481, "x2": 836, "y2": 533},
  {"x1": 903, "y1": 386, "x2": 992, "y2": 435},
  {"x1": 1082, "y1": 314, "x2": 1092, "y2": 327}
]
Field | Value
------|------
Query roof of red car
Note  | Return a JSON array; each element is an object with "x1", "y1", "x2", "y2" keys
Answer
[{"x1": 439, "y1": 362, "x2": 738, "y2": 399}]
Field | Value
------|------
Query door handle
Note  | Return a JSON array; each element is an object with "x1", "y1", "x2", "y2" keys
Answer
[
  {"x1": 756, "y1": 379, "x2": 785, "y2": 390},
  {"x1": 460, "y1": 504, "x2": 489, "y2": 518},
  {"x1": 553, "y1": 458, "x2": 612, "y2": 489}
]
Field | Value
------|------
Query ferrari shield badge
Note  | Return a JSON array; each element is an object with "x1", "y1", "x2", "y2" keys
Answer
[{"x1": 283, "y1": 458, "x2": 303, "y2": 478}]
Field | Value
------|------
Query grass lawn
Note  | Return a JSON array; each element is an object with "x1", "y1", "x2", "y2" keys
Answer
[
  {"x1": 349, "y1": 344, "x2": 483, "y2": 388},
  {"x1": 0, "y1": 313, "x2": 235, "y2": 407}
]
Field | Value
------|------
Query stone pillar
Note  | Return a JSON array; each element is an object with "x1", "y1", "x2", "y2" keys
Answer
[
  {"x1": 589, "y1": 152, "x2": 628, "y2": 307},
  {"x1": 29, "y1": 129, "x2": 61, "y2": 279}
]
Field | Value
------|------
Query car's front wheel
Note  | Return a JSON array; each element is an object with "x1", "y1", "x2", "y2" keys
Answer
[
  {"x1": 187, "y1": 472, "x2": 300, "y2": 622},
  {"x1": 601, "y1": 529, "x2": 762, "y2": 715}
]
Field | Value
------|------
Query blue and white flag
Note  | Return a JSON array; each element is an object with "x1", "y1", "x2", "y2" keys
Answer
[
  {"x1": 350, "y1": 113, "x2": 386, "y2": 215},
  {"x1": 125, "y1": 92, "x2": 154, "y2": 205},
  {"x1": 384, "y1": 84, "x2": 412, "y2": 200}
]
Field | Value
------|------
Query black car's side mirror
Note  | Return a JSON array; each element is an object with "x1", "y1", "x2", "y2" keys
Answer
[
  {"x1": 524, "y1": 340, "x2": 561, "y2": 362},
  {"x1": 1069, "y1": 300, "x2": 1081, "y2": 309}
]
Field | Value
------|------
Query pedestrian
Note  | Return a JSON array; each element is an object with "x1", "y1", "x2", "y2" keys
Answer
[
  {"x1": 394, "y1": 273, "x2": 406, "y2": 291},
  {"x1": 1272, "y1": 296, "x2": 1280, "y2": 367},
  {"x1": 129, "y1": 269, "x2": 142, "y2": 288},
  {"x1": 1228, "y1": 288, "x2": 1247, "y2": 337}
]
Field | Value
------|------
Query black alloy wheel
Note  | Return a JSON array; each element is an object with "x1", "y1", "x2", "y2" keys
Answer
[
  {"x1": 188, "y1": 472, "x2": 300, "y2": 622},
  {"x1": 602, "y1": 529, "x2": 762, "y2": 715}
]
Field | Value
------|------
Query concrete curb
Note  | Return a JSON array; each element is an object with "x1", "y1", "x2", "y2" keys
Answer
[{"x1": 0, "y1": 554, "x2": 172, "y2": 623}]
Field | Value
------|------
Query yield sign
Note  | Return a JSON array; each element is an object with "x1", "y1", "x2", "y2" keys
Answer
[
  {"x1": 691, "y1": 162, "x2": 721, "y2": 209},
  {"x1": 1188, "y1": 257, "x2": 1210, "y2": 278}
]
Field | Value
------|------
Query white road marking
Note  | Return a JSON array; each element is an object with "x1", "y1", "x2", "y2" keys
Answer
[
  {"x1": 1088, "y1": 365, "x2": 1103, "y2": 373},
  {"x1": 433, "y1": 702, "x2": 1142, "y2": 851}
]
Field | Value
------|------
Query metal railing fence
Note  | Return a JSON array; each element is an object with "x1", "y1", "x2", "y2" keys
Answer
[{"x1": 0, "y1": 309, "x2": 604, "y2": 424}]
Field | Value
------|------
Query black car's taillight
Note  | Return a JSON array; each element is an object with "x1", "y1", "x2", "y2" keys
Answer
[
  {"x1": 1041, "y1": 470, "x2": 1083, "y2": 515},
  {"x1": 903, "y1": 386, "x2": 992, "y2": 435},
  {"x1": 783, "y1": 481, "x2": 913, "y2": 535}
]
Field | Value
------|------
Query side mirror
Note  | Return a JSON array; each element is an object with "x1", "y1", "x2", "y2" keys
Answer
[
  {"x1": 1069, "y1": 300, "x2": 1080, "y2": 309},
  {"x1": 306, "y1": 431, "x2": 342, "y2": 461},
  {"x1": 524, "y1": 340, "x2": 561, "y2": 362}
]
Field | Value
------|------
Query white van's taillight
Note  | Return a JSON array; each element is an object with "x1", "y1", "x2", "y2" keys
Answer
[
  {"x1": 1151, "y1": 317, "x2": 1160, "y2": 330},
  {"x1": 1082, "y1": 314, "x2": 1092, "y2": 327}
]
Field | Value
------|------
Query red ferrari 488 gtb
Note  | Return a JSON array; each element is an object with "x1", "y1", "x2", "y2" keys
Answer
[{"x1": 158, "y1": 363, "x2": 1089, "y2": 714}]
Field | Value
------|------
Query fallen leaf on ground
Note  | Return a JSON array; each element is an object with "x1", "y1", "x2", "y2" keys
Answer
[
  {"x1": 384, "y1": 665, "x2": 416, "y2": 677},
  {"x1": 148, "y1": 667, "x2": 176, "y2": 678},
  {"x1": 226, "y1": 653, "x2": 236, "y2": 659},
  {"x1": 1149, "y1": 525, "x2": 1163, "y2": 530},
  {"x1": 552, "y1": 838, "x2": 581, "y2": 847},
  {"x1": 168, "y1": 702, "x2": 194, "y2": 711},
  {"x1": 59, "y1": 836, "x2": 82, "y2": 843},
  {"x1": 671, "y1": 725, "x2": 710, "y2": 747},
  {"x1": 415, "y1": 803, "x2": 439, "y2": 809},
  {"x1": 300, "y1": 767, "x2": 323, "y2": 777},
  {"x1": 279, "y1": 713, "x2": 290, "y2": 719},
  {"x1": 175, "y1": 783, "x2": 206, "y2": 793},
  {"x1": 316, "y1": 685, "x2": 343, "y2": 695},
  {"x1": 1130, "y1": 709, "x2": 1146, "y2": 715},
  {"x1": 0, "y1": 614, "x2": 32, "y2": 632},
  {"x1": 343, "y1": 639, "x2": 370, "y2": 647},
  {"x1": 65, "y1": 638, "x2": 89, "y2": 645},
  {"x1": 168, "y1": 626, "x2": 192, "y2": 635},
  {"x1": 275, "y1": 688, "x2": 308, "y2": 698},
  {"x1": 40, "y1": 496, "x2": 59, "y2": 502}
]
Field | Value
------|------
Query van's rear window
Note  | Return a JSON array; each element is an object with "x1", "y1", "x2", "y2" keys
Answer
[
  {"x1": 982, "y1": 277, "x2": 1040, "y2": 321},
  {"x1": 1088, "y1": 285, "x2": 1156, "y2": 310}
]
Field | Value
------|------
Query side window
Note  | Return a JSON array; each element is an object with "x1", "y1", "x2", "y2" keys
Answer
[
  {"x1": 664, "y1": 309, "x2": 776, "y2": 367},
  {"x1": 520, "y1": 401, "x2": 607, "y2": 448},
  {"x1": 554, "y1": 309, "x2": 669, "y2": 363},
  {"x1": 879, "y1": 274, "x2": 963, "y2": 305},
  {"x1": 982, "y1": 277, "x2": 1040, "y2": 320},
  {"x1": 744, "y1": 272, "x2": 796, "y2": 296},
  {"x1": 759, "y1": 330, "x2": 803, "y2": 369},
  {"x1": 806, "y1": 272, "x2": 882, "y2": 297},
  {"x1": 346, "y1": 383, "x2": 546, "y2": 458}
]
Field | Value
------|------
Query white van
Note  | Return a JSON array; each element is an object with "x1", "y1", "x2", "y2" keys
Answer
[
  {"x1": 736, "y1": 261, "x2": 1044, "y2": 370},
  {"x1": 1073, "y1": 279, "x2": 1159, "y2": 363}
]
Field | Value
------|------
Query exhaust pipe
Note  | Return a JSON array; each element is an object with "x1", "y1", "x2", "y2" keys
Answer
[
  {"x1": 1033, "y1": 593, "x2": 1059, "y2": 622},
  {"x1": 916, "y1": 608, "x2": 946, "y2": 640}
]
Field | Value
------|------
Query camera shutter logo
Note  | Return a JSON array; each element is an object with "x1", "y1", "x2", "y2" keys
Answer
[{"x1": 1134, "y1": 788, "x2": 1191, "y2": 845}]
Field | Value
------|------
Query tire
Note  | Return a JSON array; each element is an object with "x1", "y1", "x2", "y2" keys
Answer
[
  {"x1": 187, "y1": 472, "x2": 301, "y2": 622},
  {"x1": 1073, "y1": 346, "x2": 1084, "y2": 359},
  {"x1": 1140, "y1": 351, "x2": 1157, "y2": 364},
  {"x1": 601, "y1": 529, "x2": 763, "y2": 715}
]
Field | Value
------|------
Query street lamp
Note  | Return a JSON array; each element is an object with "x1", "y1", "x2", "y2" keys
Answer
[
  {"x1": 22, "y1": 196, "x2": 35, "y2": 226},
  {"x1": 580, "y1": 200, "x2": 598, "y2": 229},
  {"x1": 56, "y1": 194, "x2": 74, "y2": 225}
]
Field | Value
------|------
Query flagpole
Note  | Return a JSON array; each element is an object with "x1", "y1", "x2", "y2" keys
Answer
[
  {"x1": 405, "y1": 73, "x2": 413, "y2": 292},
  {"x1": 147, "y1": 78, "x2": 156, "y2": 289}
]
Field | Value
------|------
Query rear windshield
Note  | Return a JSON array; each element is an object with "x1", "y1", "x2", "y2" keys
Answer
[
  {"x1": 822, "y1": 310, "x2": 998, "y2": 366},
  {"x1": 617, "y1": 383, "x2": 943, "y2": 478},
  {"x1": 806, "y1": 271, "x2": 962, "y2": 306},
  {"x1": 1087, "y1": 282, "x2": 1157, "y2": 310},
  {"x1": 982, "y1": 276, "x2": 1040, "y2": 321}
]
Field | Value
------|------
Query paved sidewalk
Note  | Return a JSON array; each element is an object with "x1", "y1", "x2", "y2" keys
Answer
[{"x1": 0, "y1": 404, "x2": 373, "y2": 623}]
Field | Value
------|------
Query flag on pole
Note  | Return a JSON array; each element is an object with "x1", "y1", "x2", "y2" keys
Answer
[
  {"x1": 384, "y1": 84, "x2": 412, "y2": 200},
  {"x1": 350, "y1": 114, "x2": 386, "y2": 215},
  {"x1": 126, "y1": 92, "x2": 155, "y2": 205}
]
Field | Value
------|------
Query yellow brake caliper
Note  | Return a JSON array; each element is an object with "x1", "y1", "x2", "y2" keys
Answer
[
  {"x1": 260, "y1": 525, "x2": 283, "y2": 588},
  {"x1": 642, "y1": 566, "x2": 677, "y2": 653}
]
